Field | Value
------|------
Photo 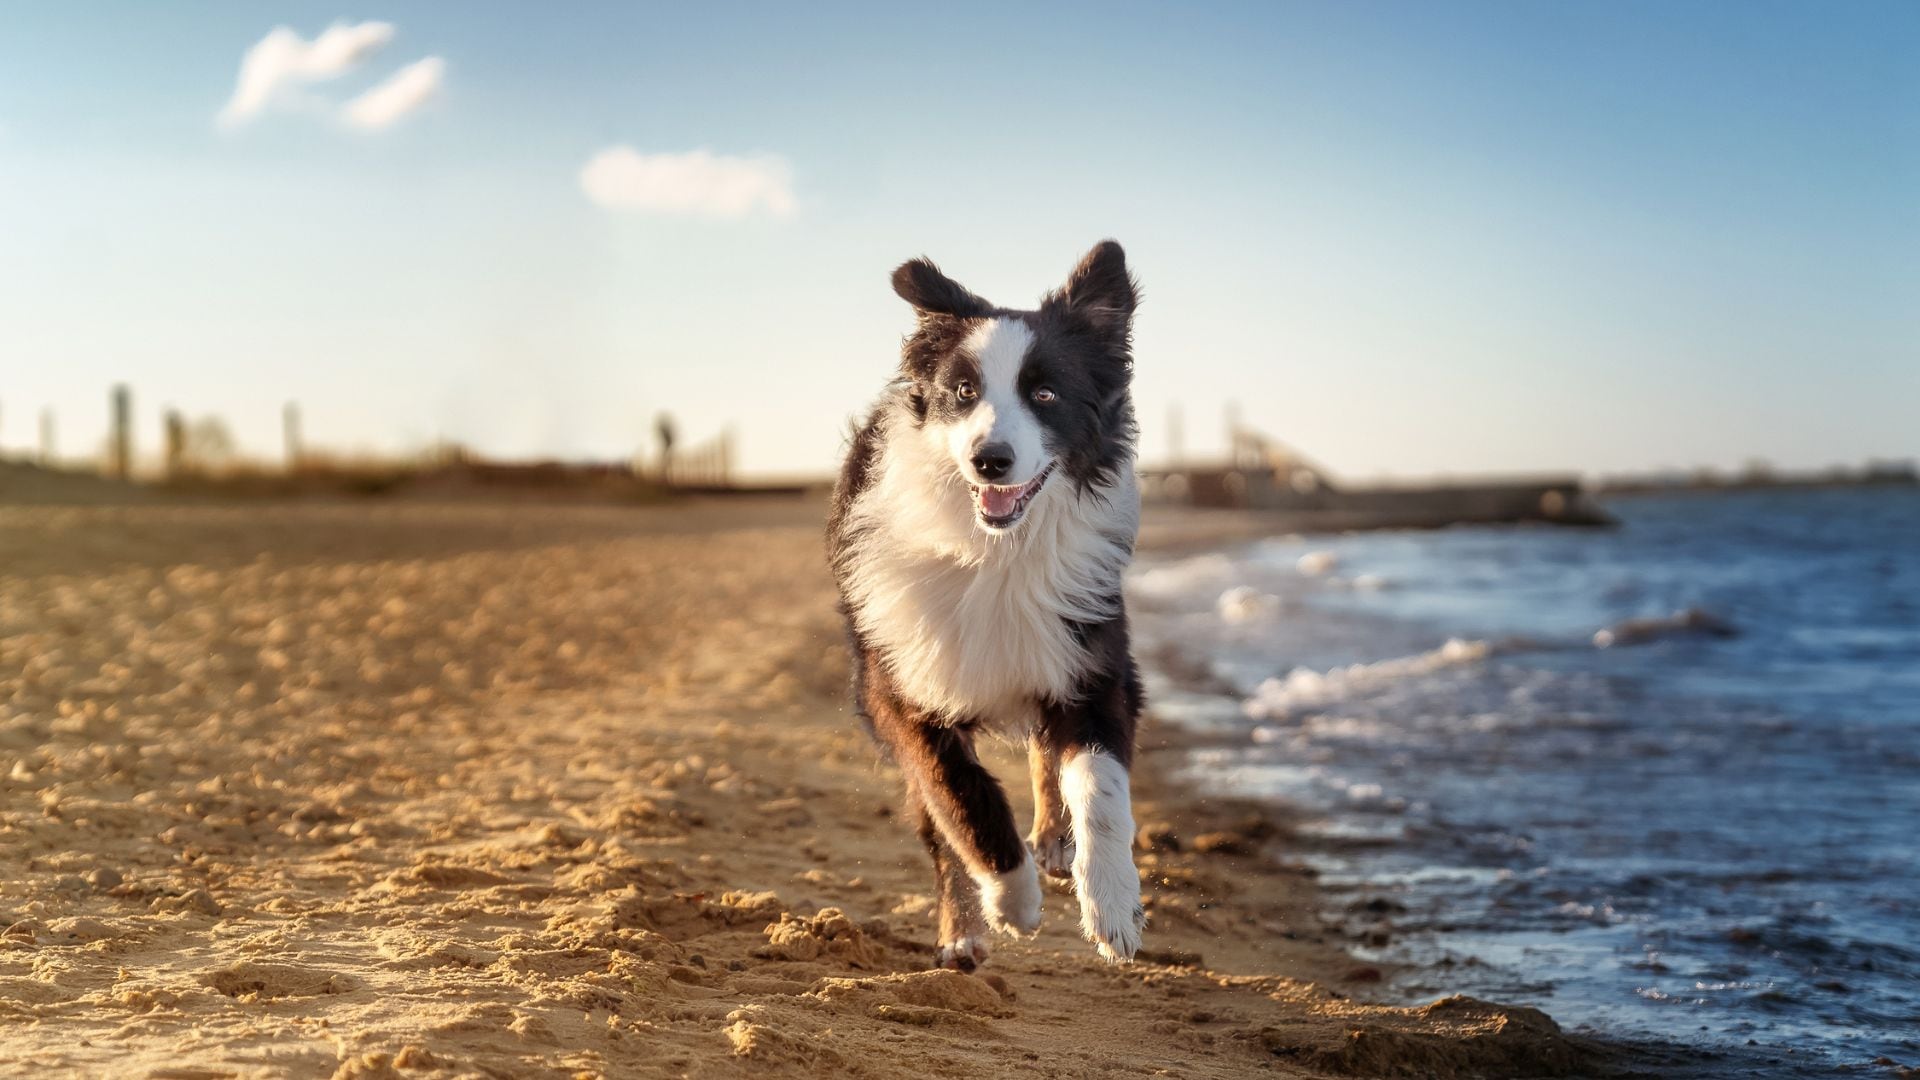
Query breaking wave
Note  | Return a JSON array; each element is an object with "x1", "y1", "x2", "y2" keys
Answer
[{"x1": 1241, "y1": 638, "x2": 1493, "y2": 720}]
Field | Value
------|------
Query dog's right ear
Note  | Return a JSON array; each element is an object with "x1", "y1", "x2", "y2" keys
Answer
[{"x1": 891, "y1": 258, "x2": 993, "y2": 319}]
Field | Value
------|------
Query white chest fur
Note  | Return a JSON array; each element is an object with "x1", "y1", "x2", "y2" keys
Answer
[{"x1": 840, "y1": 413, "x2": 1138, "y2": 722}]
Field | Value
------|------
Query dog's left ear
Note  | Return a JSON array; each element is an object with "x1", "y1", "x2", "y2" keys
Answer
[{"x1": 1044, "y1": 240, "x2": 1138, "y2": 346}]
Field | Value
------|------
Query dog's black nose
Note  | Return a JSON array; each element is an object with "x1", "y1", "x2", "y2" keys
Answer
[{"x1": 970, "y1": 443, "x2": 1014, "y2": 482}]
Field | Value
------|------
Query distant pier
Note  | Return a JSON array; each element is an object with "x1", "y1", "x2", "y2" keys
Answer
[{"x1": 1141, "y1": 426, "x2": 1612, "y2": 530}]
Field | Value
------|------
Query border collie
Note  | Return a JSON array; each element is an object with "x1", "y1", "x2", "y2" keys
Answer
[{"x1": 827, "y1": 241, "x2": 1145, "y2": 969}]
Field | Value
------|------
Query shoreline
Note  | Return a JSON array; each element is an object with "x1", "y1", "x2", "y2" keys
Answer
[
  {"x1": 1126, "y1": 502, "x2": 1885, "y2": 1080},
  {"x1": 0, "y1": 496, "x2": 1638, "y2": 1077}
]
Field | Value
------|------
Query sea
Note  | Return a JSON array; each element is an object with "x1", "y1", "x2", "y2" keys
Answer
[{"x1": 1127, "y1": 488, "x2": 1920, "y2": 1074}]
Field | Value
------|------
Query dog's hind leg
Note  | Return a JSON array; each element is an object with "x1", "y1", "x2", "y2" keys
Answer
[
  {"x1": 911, "y1": 794, "x2": 990, "y2": 970},
  {"x1": 1026, "y1": 738, "x2": 1074, "y2": 879}
]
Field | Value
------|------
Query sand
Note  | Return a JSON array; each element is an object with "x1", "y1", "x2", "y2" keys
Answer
[{"x1": 0, "y1": 497, "x2": 1604, "y2": 1078}]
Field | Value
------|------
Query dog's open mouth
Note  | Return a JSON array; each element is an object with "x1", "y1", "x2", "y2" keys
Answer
[{"x1": 969, "y1": 462, "x2": 1055, "y2": 530}]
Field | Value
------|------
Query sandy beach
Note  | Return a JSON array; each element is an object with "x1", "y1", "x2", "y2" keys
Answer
[{"x1": 0, "y1": 495, "x2": 1608, "y2": 1078}]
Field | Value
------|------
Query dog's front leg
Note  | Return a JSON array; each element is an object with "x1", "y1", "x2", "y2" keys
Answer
[
  {"x1": 1040, "y1": 679, "x2": 1144, "y2": 963},
  {"x1": 882, "y1": 718, "x2": 1042, "y2": 939},
  {"x1": 1060, "y1": 746, "x2": 1143, "y2": 961}
]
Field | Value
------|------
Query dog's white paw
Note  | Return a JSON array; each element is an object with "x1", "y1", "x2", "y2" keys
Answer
[
  {"x1": 1062, "y1": 750, "x2": 1144, "y2": 963},
  {"x1": 1079, "y1": 879, "x2": 1146, "y2": 963},
  {"x1": 1028, "y1": 828, "x2": 1075, "y2": 879},
  {"x1": 936, "y1": 934, "x2": 991, "y2": 972},
  {"x1": 974, "y1": 858, "x2": 1042, "y2": 938}
]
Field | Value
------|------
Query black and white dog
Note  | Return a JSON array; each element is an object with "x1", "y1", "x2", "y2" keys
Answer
[{"x1": 828, "y1": 241, "x2": 1145, "y2": 969}]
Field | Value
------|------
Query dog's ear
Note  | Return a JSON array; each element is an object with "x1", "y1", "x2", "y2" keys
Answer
[
  {"x1": 1044, "y1": 240, "x2": 1138, "y2": 345},
  {"x1": 891, "y1": 258, "x2": 993, "y2": 319}
]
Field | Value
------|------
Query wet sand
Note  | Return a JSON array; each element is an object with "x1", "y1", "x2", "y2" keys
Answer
[{"x1": 1, "y1": 496, "x2": 1605, "y2": 1078}]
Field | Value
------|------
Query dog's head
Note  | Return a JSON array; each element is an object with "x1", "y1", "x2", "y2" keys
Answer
[{"x1": 890, "y1": 241, "x2": 1138, "y2": 533}]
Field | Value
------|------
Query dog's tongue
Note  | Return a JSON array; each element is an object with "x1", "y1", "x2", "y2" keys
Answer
[{"x1": 979, "y1": 485, "x2": 1022, "y2": 518}]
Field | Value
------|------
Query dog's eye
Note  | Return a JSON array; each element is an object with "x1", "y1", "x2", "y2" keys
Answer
[
  {"x1": 955, "y1": 380, "x2": 977, "y2": 402},
  {"x1": 1032, "y1": 386, "x2": 1057, "y2": 404}
]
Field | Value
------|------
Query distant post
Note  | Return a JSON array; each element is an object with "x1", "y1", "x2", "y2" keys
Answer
[
  {"x1": 110, "y1": 384, "x2": 133, "y2": 479},
  {"x1": 1168, "y1": 403, "x2": 1185, "y2": 471},
  {"x1": 284, "y1": 401, "x2": 303, "y2": 472},
  {"x1": 655, "y1": 413, "x2": 677, "y2": 485},
  {"x1": 39, "y1": 408, "x2": 55, "y2": 466},
  {"x1": 164, "y1": 410, "x2": 186, "y2": 478}
]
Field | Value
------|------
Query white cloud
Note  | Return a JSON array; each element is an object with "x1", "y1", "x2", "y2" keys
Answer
[
  {"x1": 341, "y1": 56, "x2": 445, "y2": 130},
  {"x1": 579, "y1": 147, "x2": 796, "y2": 219},
  {"x1": 218, "y1": 21, "x2": 394, "y2": 128}
]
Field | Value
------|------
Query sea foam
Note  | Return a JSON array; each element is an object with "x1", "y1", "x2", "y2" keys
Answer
[{"x1": 1242, "y1": 638, "x2": 1492, "y2": 720}]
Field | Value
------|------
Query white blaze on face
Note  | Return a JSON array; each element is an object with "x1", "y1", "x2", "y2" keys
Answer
[{"x1": 948, "y1": 318, "x2": 1045, "y2": 487}]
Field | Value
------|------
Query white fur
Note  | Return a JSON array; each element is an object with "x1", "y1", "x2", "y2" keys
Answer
[
  {"x1": 838, "y1": 401, "x2": 1139, "y2": 719},
  {"x1": 973, "y1": 857, "x2": 1042, "y2": 937},
  {"x1": 947, "y1": 319, "x2": 1046, "y2": 485},
  {"x1": 1061, "y1": 750, "x2": 1143, "y2": 962}
]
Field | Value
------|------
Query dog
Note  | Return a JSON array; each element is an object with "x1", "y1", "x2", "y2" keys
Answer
[{"x1": 827, "y1": 240, "x2": 1145, "y2": 969}]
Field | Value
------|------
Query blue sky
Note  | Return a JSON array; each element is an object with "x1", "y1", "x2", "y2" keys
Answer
[{"x1": 2, "y1": 1, "x2": 1915, "y2": 479}]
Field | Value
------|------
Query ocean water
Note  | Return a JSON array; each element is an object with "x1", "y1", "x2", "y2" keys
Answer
[{"x1": 1128, "y1": 489, "x2": 1920, "y2": 1073}]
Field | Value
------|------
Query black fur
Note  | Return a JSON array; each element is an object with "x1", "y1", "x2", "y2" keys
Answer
[
  {"x1": 891, "y1": 258, "x2": 996, "y2": 320},
  {"x1": 1043, "y1": 239, "x2": 1139, "y2": 350}
]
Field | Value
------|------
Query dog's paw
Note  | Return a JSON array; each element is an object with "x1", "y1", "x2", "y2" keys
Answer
[
  {"x1": 1079, "y1": 884, "x2": 1146, "y2": 963},
  {"x1": 1062, "y1": 750, "x2": 1144, "y2": 962},
  {"x1": 1027, "y1": 828, "x2": 1075, "y2": 879},
  {"x1": 974, "y1": 858, "x2": 1042, "y2": 938},
  {"x1": 936, "y1": 934, "x2": 991, "y2": 973}
]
